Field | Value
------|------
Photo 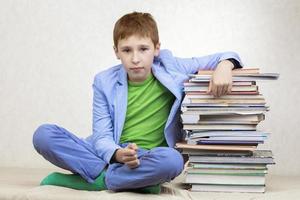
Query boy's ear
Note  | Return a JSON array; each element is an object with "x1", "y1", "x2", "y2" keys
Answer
[
  {"x1": 154, "y1": 42, "x2": 161, "y2": 56},
  {"x1": 113, "y1": 46, "x2": 120, "y2": 59}
]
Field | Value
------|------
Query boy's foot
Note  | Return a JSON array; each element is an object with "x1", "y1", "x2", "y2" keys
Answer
[{"x1": 40, "y1": 171, "x2": 106, "y2": 191}]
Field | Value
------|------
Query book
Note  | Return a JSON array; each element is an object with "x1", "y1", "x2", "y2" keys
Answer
[
  {"x1": 190, "y1": 73, "x2": 279, "y2": 82},
  {"x1": 186, "y1": 121, "x2": 260, "y2": 125},
  {"x1": 187, "y1": 137, "x2": 266, "y2": 146},
  {"x1": 193, "y1": 140, "x2": 263, "y2": 145},
  {"x1": 181, "y1": 149, "x2": 253, "y2": 157},
  {"x1": 189, "y1": 150, "x2": 275, "y2": 164},
  {"x1": 183, "y1": 123, "x2": 257, "y2": 130},
  {"x1": 191, "y1": 184, "x2": 265, "y2": 193},
  {"x1": 188, "y1": 136, "x2": 267, "y2": 142},
  {"x1": 187, "y1": 168, "x2": 268, "y2": 175},
  {"x1": 184, "y1": 85, "x2": 258, "y2": 92},
  {"x1": 175, "y1": 143, "x2": 256, "y2": 152},
  {"x1": 186, "y1": 91, "x2": 260, "y2": 95},
  {"x1": 190, "y1": 136, "x2": 267, "y2": 140},
  {"x1": 183, "y1": 98, "x2": 266, "y2": 105},
  {"x1": 182, "y1": 103, "x2": 266, "y2": 107},
  {"x1": 181, "y1": 113, "x2": 265, "y2": 124},
  {"x1": 198, "y1": 68, "x2": 260, "y2": 75},
  {"x1": 181, "y1": 106, "x2": 269, "y2": 114},
  {"x1": 190, "y1": 163, "x2": 267, "y2": 170},
  {"x1": 185, "y1": 81, "x2": 256, "y2": 86},
  {"x1": 185, "y1": 174, "x2": 266, "y2": 185},
  {"x1": 189, "y1": 130, "x2": 269, "y2": 138},
  {"x1": 201, "y1": 114, "x2": 264, "y2": 121},
  {"x1": 185, "y1": 94, "x2": 264, "y2": 99}
]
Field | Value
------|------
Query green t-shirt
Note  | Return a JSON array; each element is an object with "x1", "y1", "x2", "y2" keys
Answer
[{"x1": 120, "y1": 73, "x2": 175, "y2": 149}]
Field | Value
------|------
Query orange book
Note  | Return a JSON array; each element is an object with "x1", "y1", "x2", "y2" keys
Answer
[
  {"x1": 185, "y1": 91, "x2": 259, "y2": 95},
  {"x1": 175, "y1": 142, "x2": 256, "y2": 152},
  {"x1": 198, "y1": 68, "x2": 260, "y2": 75}
]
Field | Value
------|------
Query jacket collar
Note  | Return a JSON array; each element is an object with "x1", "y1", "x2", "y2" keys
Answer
[{"x1": 117, "y1": 65, "x2": 127, "y2": 85}]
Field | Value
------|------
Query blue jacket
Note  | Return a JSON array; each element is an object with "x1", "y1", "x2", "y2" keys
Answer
[{"x1": 85, "y1": 49, "x2": 242, "y2": 164}]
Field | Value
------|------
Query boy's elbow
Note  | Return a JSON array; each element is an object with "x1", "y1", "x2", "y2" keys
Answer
[{"x1": 220, "y1": 51, "x2": 243, "y2": 67}]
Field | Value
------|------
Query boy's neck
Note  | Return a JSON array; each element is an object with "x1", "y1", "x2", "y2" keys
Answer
[
  {"x1": 128, "y1": 70, "x2": 153, "y2": 84},
  {"x1": 128, "y1": 72, "x2": 153, "y2": 84}
]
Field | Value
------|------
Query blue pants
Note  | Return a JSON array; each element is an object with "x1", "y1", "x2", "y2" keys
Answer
[{"x1": 32, "y1": 124, "x2": 184, "y2": 191}]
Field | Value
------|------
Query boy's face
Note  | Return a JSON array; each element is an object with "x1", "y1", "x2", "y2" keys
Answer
[{"x1": 114, "y1": 35, "x2": 160, "y2": 83}]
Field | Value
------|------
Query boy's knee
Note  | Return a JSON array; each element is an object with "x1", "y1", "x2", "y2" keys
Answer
[
  {"x1": 33, "y1": 124, "x2": 57, "y2": 151},
  {"x1": 152, "y1": 147, "x2": 184, "y2": 179}
]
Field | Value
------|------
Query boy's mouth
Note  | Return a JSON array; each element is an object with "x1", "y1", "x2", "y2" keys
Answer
[{"x1": 130, "y1": 67, "x2": 144, "y2": 72}]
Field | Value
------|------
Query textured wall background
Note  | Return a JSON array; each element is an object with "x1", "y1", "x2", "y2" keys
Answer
[{"x1": 0, "y1": 0, "x2": 299, "y2": 175}]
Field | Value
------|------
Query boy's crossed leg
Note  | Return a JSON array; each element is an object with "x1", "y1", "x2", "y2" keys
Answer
[
  {"x1": 33, "y1": 124, "x2": 184, "y2": 193},
  {"x1": 105, "y1": 146, "x2": 184, "y2": 191}
]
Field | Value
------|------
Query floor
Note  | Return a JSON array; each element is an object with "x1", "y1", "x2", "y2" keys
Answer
[{"x1": 1, "y1": 167, "x2": 300, "y2": 200}]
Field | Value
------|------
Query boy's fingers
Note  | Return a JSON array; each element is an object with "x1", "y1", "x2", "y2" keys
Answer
[
  {"x1": 212, "y1": 84, "x2": 217, "y2": 97},
  {"x1": 215, "y1": 83, "x2": 228, "y2": 97},
  {"x1": 219, "y1": 84, "x2": 226, "y2": 96},
  {"x1": 127, "y1": 143, "x2": 138, "y2": 151},
  {"x1": 207, "y1": 79, "x2": 212, "y2": 94},
  {"x1": 227, "y1": 84, "x2": 232, "y2": 94},
  {"x1": 122, "y1": 149, "x2": 136, "y2": 156},
  {"x1": 222, "y1": 83, "x2": 231, "y2": 95},
  {"x1": 122, "y1": 155, "x2": 138, "y2": 163},
  {"x1": 223, "y1": 85, "x2": 228, "y2": 95},
  {"x1": 126, "y1": 159, "x2": 140, "y2": 169},
  {"x1": 216, "y1": 86, "x2": 221, "y2": 97}
]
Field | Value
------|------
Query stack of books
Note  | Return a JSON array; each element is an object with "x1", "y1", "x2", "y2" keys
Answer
[{"x1": 176, "y1": 68, "x2": 279, "y2": 193}]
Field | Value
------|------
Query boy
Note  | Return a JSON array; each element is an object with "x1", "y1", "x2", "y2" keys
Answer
[{"x1": 33, "y1": 12, "x2": 242, "y2": 193}]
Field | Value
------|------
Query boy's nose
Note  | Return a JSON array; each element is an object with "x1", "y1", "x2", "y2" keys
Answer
[{"x1": 131, "y1": 52, "x2": 140, "y2": 64}]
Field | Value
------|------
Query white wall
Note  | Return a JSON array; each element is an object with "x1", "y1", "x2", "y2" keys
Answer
[{"x1": 0, "y1": 0, "x2": 299, "y2": 175}]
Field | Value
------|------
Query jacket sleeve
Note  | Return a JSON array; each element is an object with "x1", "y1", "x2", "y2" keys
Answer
[
  {"x1": 91, "y1": 75, "x2": 121, "y2": 164},
  {"x1": 174, "y1": 51, "x2": 243, "y2": 75}
]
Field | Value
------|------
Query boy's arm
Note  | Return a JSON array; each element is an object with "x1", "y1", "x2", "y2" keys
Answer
[
  {"x1": 175, "y1": 51, "x2": 243, "y2": 97},
  {"x1": 91, "y1": 77, "x2": 121, "y2": 164},
  {"x1": 174, "y1": 51, "x2": 242, "y2": 74}
]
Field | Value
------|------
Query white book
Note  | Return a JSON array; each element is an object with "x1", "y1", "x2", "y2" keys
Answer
[
  {"x1": 187, "y1": 168, "x2": 268, "y2": 174},
  {"x1": 183, "y1": 124, "x2": 257, "y2": 131},
  {"x1": 185, "y1": 174, "x2": 265, "y2": 185},
  {"x1": 181, "y1": 114, "x2": 199, "y2": 123},
  {"x1": 181, "y1": 106, "x2": 269, "y2": 114},
  {"x1": 189, "y1": 136, "x2": 267, "y2": 141},
  {"x1": 181, "y1": 114, "x2": 265, "y2": 124},
  {"x1": 189, "y1": 152, "x2": 274, "y2": 165},
  {"x1": 191, "y1": 184, "x2": 265, "y2": 193},
  {"x1": 189, "y1": 73, "x2": 279, "y2": 81},
  {"x1": 191, "y1": 163, "x2": 267, "y2": 170},
  {"x1": 189, "y1": 130, "x2": 269, "y2": 138}
]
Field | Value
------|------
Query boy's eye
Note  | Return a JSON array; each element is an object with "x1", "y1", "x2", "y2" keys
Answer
[
  {"x1": 140, "y1": 47, "x2": 149, "y2": 51},
  {"x1": 122, "y1": 49, "x2": 130, "y2": 53}
]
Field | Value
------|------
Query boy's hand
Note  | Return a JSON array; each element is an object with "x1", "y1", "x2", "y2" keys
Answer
[
  {"x1": 114, "y1": 143, "x2": 140, "y2": 169},
  {"x1": 208, "y1": 60, "x2": 234, "y2": 97}
]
